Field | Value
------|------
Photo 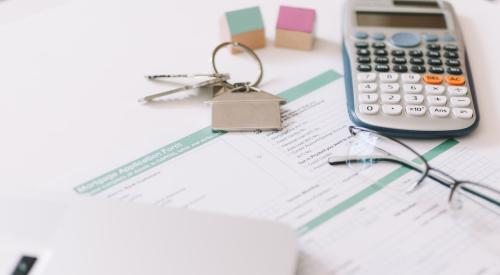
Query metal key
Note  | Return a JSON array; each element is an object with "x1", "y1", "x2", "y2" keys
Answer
[{"x1": 138, "y1": 73, "x2": 230, "y2": 103}]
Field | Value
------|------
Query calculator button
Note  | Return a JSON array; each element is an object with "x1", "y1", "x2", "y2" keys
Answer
[
  {"x1": 374, "y1": 49, "x2": 388, "y2": 56},
  {"x1": 355, "y1": 31, "x2": 369, "y2": 40},
  {"x1": 427, "y1": 59, "x2": 443, "y2": 66},
  {"x1": 358, "y1": 93, "x2": 379, "y2": 103},
  {"x1": 429, "y1": 67, "x2": 444, "y2": 74},
  {"x1": 409, "y1": 50, "x2": 423, "y2": 57},
  {"x1": 391, "y1": 50, "x2": 405, "y2": 57},
  {"x1": 355, "y1": 41, "x2": 369, "y2": 49},
  {"x1": 444, "y1": 51, "x2": 459, "y2": 59},
  {"x1": 423, "y1": 33, "x2": 439, "y2": 42},
  {"x1": 447, "y1": 86, "x2": 468, "y2": 96},
  {"x1": 357, "y1": 49, "x2": 371, "y2": 56},
  {"x1": 375, "y1": 64, "x2": 390, "y2": 72},
  {"x1": 358, "y1": 83, "x2": 378, "y2": 93},
  {"x1": 393, "y1": 65, "x2": 408, "y2": 73},
  {"x1": 380, "y1": 83, "x2": 400, "y2": 93},
  {"x1": 446, "y1": 67, "x2": 463, "y2": 75},
  {"x1": 450, "y1": 97, "x2": 471, "y2": 107},
  {"x1": 381, "y1": 94, "x2": 401, "y2": 104},
  {"x1": 445, "y1": 59, "x2": 460, "y2": 67},
  {"x1": 359, "y1": 104, "x2": 380, "y2": 114},
  {"x1": 442, "y1": 34, "x2": 456, "y2": 42},
  {"x1": 425, "y1": 85, "x2": 445, "y2": 95},
  {"x1": 444, "y1": 44, "x2": 459, "y2": 51},
  {"x1": 403, "y1": 84, "x2": 423, "y2": 93},
  {"x1": 357, "y1": 73, "x2": 377, "y2": 82},
  {"x1": 357, "y1": 64, "x2": 372, "y2": 72},
  {"x1": 429, "y1": 106, "x2": 450, "y2": 117},
  {"x1": 411, "y1": 65, "x2": 426, "y2": 73},
  {"x1": 382, "y1": 104, "x2": 403, "y2": 115},
  {"x1": 401, "y1": 73, "x2": 421, "y2": 83},
  {"x1": 406, "y1": 105, "x2": 427, "y2": 116},
  {"x1": 404, "y1": 94, "x2": 424, "y2": 104},
  {"x1": 452, "y1": 108, "x2": 473, "y2": 119},
  {"x1": 372, "y1": 42, "x2": 386, "y2": 49},
  {"x1": 423, "y1": 74, "x2": 443, "y2": 84},
  {"x1": 426, "y1": 44, "x2": 441, "y2": 51},
  {"x1": 357, "y1": 57, "x2": 371, "y2": 64},
  {"x1": 409, "y1": 58, "x2": 424, "y2": 65},
  {"x1": 392, "y1": 57, "x2": 407, "y2": 64},
  {"x1": 426, "y1": 51, "x2": 441, "y2": 58},
  {"x1": 390, "y1": 32, "x2": 421, "y2": 48},
  {"x1": 374, "y1": 57, "x2": 389, "y2": 64},
  {"x1": 372, "y1": 33, "x2": 386, "y2": 41},
  {"x1": 379, "y1": 73, "x2": 399, "y2": 82},
  {"x1": 427, "y1": 95, "x2": 447, "y2": 106},
  {"x1": 445, "y1": 75, "x2": 465, "y2": 86}
]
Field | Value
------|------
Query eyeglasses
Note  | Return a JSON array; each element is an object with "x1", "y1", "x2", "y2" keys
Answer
[{"x1": 328, "y1": 126, "x2": 500, "y2": 213}]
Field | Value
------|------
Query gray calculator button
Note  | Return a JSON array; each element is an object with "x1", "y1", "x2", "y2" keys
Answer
[
  {"x1": 355, "y1": 31, "x2": 369, "y2": 40},
  {"x1": 372, "y1": 33, "x2": 386, "y2": 40},
  {"x1": 390, "y1": 32, "x2": 420, "y2": 48},
  {"x1": 450, "y1": 97, "x2": 470, "y2": 107},
  {"x1": 358, "y1": 93, "x2": 379, "y2": 103},
  {"x1": 359, "y1": 104, "x2": 380, "y2": 114},
  {"x1": 452, "y1": 108, "x2": 473, "y2": 119},
  {"x1": 381, "y1": 94, "x2": 401, "y2": 104},
  {"x1": 405, "y1": 94, "x2": 424, "y2": 104},
  {"x1": 423, "y1": 33, "x2": 439, "y2": 42},
  {"x1": 429, "y1": 106, "x2": 450, "y2": 117},
  {"x1": 448, "y1": 86, "x2": 468, "y2": 96},
  {"x1": 427, "y1": 95, "x2": 447, "y2": 106},
  {"x1": 382, "y1": 104, "x2": 403, "y2": 115},
  {"x1": 406, "y1": 105, "x2": 427, "y2": 116},
  {"x1": 357, "y1": 73, "x2": 376, "y2": 83},
  {"x1": 358, "y1": 83, "x2": 378, "y2": 93},
  {"x1": 442, "y1": 34, "x2": 456, "y2": 42}
]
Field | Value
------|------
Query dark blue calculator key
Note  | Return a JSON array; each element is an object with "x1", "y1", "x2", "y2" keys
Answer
[
  {"x1": 426, "y1": 51, "x2": 440, "y2": 58},
  {"x1": 427, "y1": 58, "x2": 443, "y2": 66},
  {"x1": 444, "y1": 44, "x2": 459, "y2": 51},
  {"x1": 445, "y1": 59, "x2": 460, "y2": 67},
  {"x1": 374, "y1": 57, "x2": 389, "y2": 64},
  {"x1": 357, "y1": 64, "x2": 372, "y2": 72},
  {"x1": 375, "y1": 64, "x2": 390, "y2": 72},
  {"x1": 444, "y1": 51, "x2": 459, "y2": 59},
  {"x1": 447, "y1": 67, "x2": 463, "y2": 75},
  {"x1": 411, "y1": 65, "x2": 426, "y2": 73},
  {"x1": 409, "y1": 50, "x2": 423, "y2": 57},
  {"x1": 372, "y1": 42, "x2": 386, "y2": 49},
  {"x1": 357, "y1": 49, "x2": 371, "y2": 56},
  {"x1": 355, "y1": 41, "x2": 369, "y2": 49},
  {"x1": 429, "y1": 66, "x2": 444, "y2": 74},
  {"x1": 393, "y1": 65, "x2": 408, "y2": 72},
  {"x1": 374, "y1": 49, "x2": 388, "y2": 56},
  {"x1": 391, "y1": 50, "x2": 405, "y2": 57},
  {"x1": 357, "y1": 56, "x2": 371, "y2": 64},
  {"x1": 426, "y1": 43, "x2": 441, "y2": 51},
  {"x1": 410, "y1": 58, "x2": 424, "y2": 65},
  {"x1": 392, "y1": 57, "x2": 407, "y2": 64}
]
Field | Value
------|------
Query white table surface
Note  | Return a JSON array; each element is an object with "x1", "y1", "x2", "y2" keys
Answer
[{"x1": 0, "y1": 0, "x2": 499, "y2": 191}]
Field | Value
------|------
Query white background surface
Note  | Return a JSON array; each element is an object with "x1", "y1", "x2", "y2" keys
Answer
[{"x1": 0, "y1": 0, "x2": 499, "y2": 191}]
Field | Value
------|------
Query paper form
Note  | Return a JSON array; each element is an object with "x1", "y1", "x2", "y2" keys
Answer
[{"x1": 71, "y1": 70, "x2": 500, "y2": 275}]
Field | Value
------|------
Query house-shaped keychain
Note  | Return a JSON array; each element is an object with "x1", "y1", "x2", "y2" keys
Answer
[{"x1": 208, "y1": 86, "x2": 286, "y2": 132}]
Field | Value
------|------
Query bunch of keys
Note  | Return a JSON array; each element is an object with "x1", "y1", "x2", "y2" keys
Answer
[{"x1": 139, "y1": 41, "x2": 286, "y2": 132}]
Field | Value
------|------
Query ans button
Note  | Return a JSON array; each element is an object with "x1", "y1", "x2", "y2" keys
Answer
[
  {"x1": 446, "y1": 75, "x2": 465, "y2": 86},
  {"x1": 390, "y1": 32, "x2": 421, "y2": 48}
]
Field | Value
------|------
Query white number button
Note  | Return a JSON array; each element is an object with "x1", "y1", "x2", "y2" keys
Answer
[
  {"x1": 427, "y1": 96, "x2": 447, "y2": 106},
  {"x1": 425, "y1": 85, "x2": 445, "y2": 95},
  {"x1": 359, "y1": 104, "x2": 380, "y2": 115},
  {"x1": 381, "y1": 94, "x2": 401, "y2": 104},
  {"x1": 429, "y1": 106, "x2": 450, "y2": 117},
  {"x1": 358, "y1": 83, "x2": 377, "y2": 93},
  {"x1": 382, "y1": 105, "x2": 403, "y2": 115},
  {"x1": 379, "y1": 73, "x2": 399, "y2": 83},
  {"x1": 358, "y1": 93, "x2": 379, "y2": 103},
  {"x1": 450, "y1": 97, "x2": 471, "y2": 107},
  {"x1": 448, "y1": 86, "x2": 468, "y2": 96},
  {"x1": 404, "y1": 94, "x2": 424, "y2": 104},
  {"x1": 357, "y1": 73, "x2": 377, "y2": 83},
  {"x1": 401, "y1": 73, "x2": 421, "y2": 83},
  {"x1": 380, "y1": 83, "x2": 400, "y2": 93},
  {"x1": 453, "y1": 108, "x2": 473, "y2": 119},
  {"x1": 406, "y1": 105, "x2": 427, "y2": 116},
  {"x1": 403, "y1": 84, "x2": 423, "y2": 94}
]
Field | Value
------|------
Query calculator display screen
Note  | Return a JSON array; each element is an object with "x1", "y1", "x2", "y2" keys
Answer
[{"x1": 356, "y1": 12, "x2": 447, "y2": 28}]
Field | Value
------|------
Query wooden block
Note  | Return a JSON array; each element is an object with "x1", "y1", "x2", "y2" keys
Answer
[
  {"x1": 275, "y1": 6, "x2": 316, "y2": 51},
  {"x1": 221, "y1": 6, "x2": 266, "y2": 54}
]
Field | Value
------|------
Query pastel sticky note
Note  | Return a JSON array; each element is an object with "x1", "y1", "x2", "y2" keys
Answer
[
  {"x1": 221, "y1": 6, "x2": 266, "y2": 53},
  {"x1": 275, "y1": 6, "x2": 316, "y2": 51}
]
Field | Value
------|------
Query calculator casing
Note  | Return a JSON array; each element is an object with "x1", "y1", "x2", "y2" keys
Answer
[{"x1": 342, "y1": 0, "x2": 479, "y2": 138}]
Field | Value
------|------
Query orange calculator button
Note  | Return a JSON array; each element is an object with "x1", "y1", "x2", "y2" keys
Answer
[
  {"x1": 445, "y1": 75, "x2": 465, "y2": 86},
  {"x1": 423, "y1": 74, "x2": 443, "y2": 84}
]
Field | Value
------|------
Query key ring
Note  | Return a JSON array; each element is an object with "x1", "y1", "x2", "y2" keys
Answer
[{"x1": 211, "y1": 41, "x2": 263, "y2": 89}]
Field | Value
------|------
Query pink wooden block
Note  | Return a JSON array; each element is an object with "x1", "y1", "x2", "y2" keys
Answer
[{"x1": 276, "y1": 5, "x2": 316, "y2": 33}]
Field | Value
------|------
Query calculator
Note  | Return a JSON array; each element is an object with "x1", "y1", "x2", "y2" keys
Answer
[{"x1": 342, "y1": 0, "x2": 479, "y2": 137}]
